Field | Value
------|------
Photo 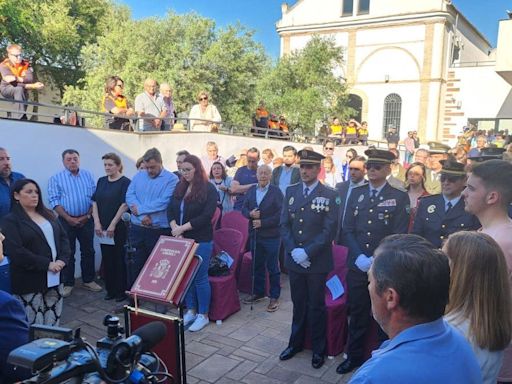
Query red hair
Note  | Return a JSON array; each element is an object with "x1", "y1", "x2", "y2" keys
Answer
[{"x1": 174, "y1": 155, "x2": 209, "y2": 203}]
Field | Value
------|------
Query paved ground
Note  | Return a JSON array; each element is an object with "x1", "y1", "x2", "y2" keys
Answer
[{"x1": 62, "y1": 274, "x2": 354, "y2": 384}]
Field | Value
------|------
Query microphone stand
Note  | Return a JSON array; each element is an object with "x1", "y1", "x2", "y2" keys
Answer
[{"x1": 123, "y1": 218, "x2": 136, "y2": 289}]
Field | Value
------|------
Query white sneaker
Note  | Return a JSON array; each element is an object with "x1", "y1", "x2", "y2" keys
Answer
[
  {"x1": 183, "y1": 310, "x2": 197, "y2": 327},
  {"x1": 82, "y1": 281, "x2": 102, "y2": 292},
  {"x1": 188, "y1": 314, "x2": 209, "y2": 332},
  {"x1": 62, "y1": 286, "x2": 73, "y2": 298}
]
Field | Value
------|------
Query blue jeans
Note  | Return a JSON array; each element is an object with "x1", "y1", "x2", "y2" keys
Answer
[
  {"x1": 252, "y1": 235, "x2": 281, "y2": 299},
  {"x1": 59, "y1": 218, "x2": 95, "y2": 286},
  {"x1": 127, "y1": 224, "x2": 169, "y2": 288},
  {"x1": 185, "y1": 241, "x2": 212, "y2": 314}
]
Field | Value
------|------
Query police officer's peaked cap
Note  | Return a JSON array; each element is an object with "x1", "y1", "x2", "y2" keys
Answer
[
  {"x1": 427, "y1": 141, "x2": 451, "y2": 154},
  {"x1": 364, "y1": 148, "x2": 396, "y2": 164},
  {"x1": 468, "y1": 147, "x2": 506, "y2": 163},
  {"x1": 439, "y1": 160, "x2": 466, "y2": 176},
  {"x1": 298, "y1": 149, "x2": 324, "y2": 165}
]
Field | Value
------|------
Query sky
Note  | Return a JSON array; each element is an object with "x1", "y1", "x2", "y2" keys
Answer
[{"x1": 119, "y1": 0, "x2": 511, "y2": 58}]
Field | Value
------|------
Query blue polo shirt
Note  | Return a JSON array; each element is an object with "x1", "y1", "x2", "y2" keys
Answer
[
  {"x1": 233, "y1": 166, "x2": 257, "y2": 211},
  {"x1": 0, "y1": 171, "x2": 25, "y2": 218},
  {"x1": 349, "y1": 318, "x2": 481, "y2": 383}
]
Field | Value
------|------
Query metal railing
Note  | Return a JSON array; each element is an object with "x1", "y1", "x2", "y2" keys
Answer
[{"x1": 0, "y1": 97, "x2": 393, "y2": 149}]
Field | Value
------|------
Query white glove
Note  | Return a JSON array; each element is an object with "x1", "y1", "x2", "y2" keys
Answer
[
  {"x1": 355, "y1": 254, "x2": 373, "y2": 272},
  {"x1": 299, "y1": 259, "x2": 311, "y2": 269},
  {"x1": 291, "y1": 248, "x2": 308, "y2": 264}
]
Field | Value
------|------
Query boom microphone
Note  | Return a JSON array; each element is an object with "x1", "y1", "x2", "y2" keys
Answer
[
  {"x1": 107, "y1": 321, "x2": 166, "y2": 378},
  {"x1": 133, "y1": 321, "x2": 167, "y2": 352}
]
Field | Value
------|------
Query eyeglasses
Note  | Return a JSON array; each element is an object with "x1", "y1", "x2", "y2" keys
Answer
[
  {"x1": 199, "y1": 97, "x2": 208, "y2": 101},
  {"x1": 115, "y1": 83, "x2": 124, "y2": 88},
  {"x1": 366, "y1": 164, "x2": 383, "y2": 171},
  {"x1": 440, "y1": 174, "x2": 462, "y2": 183},
  {"x1": 324, "y1": 147, "x2": 334, "y2": 151},
  {"x1": 9, "y1": 53, "x2": 22, "y2": 58}
]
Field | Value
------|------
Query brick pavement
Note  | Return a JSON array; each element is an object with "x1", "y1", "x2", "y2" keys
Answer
[{"x1": 61, "y1": 275, "x2": 354, "y2": 383}]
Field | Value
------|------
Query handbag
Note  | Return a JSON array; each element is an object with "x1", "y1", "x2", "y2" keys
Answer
[{"x1": 208, "y1": 251, "x2": 231, "y2": 276}]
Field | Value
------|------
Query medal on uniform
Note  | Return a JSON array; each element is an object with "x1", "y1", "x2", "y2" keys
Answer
[
  {"x1": 358, "y1": 194, "x2": 364, "y2": 203},
  {"x1": 427, "y1": 204, "x2": 436, "y2": 214},
  {"x1": 354, "y1": 209, "x2": 358, "y2": 216},
  {"x1": 289, "y1": 197, "x2": 294, "y2": 205},
  {"x1": 335, "y1": 196, "x2": 341, "y2": 205}
]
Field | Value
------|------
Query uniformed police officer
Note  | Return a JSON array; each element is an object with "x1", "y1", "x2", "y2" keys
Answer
[
  {"x1": 337, "y1": 148, "x2": 410, "y2": 374},
  {"x1": 412, "y1": 159, "x2": 480, "y2": 248},
  {"x1": 279, "y1": 149, "x2": 339, "y2": 369},
  {"x1": 424, "y1": 141, "x2": 450, "y2": 195}
]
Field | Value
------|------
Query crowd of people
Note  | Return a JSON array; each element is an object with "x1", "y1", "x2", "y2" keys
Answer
[
  {"x1": 0, "y1": 133, "x2": 511, "y2": 382},
  {"x1": 3, "y1": 41, "x2": 512, "y2": 383}
]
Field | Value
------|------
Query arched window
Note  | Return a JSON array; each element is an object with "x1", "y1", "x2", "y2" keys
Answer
[
  {"x1": 382, "y1": 93, "x2": 402, "y2": 135},
  {"x1": 347, "y1": 94, "x2": 363, "y2": 122}
]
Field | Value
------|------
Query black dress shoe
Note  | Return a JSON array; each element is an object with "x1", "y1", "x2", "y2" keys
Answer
[
  {"x1": 279, "y1": 346, "x2": 302, "y2": 361},
  {"x1": 311, "y1": 353, "x2": 325, "y2": 369},
  {"x1": 336, "y1": 358, "x2": 362, "y2": 374},
  {"x1": 115, "y1": 294, "x2": 128, "y2": 302}
]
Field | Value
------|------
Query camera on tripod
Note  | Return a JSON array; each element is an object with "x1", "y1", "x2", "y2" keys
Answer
[{"x1": 7, "y1": 315, "x2": 171, "y2": 383}]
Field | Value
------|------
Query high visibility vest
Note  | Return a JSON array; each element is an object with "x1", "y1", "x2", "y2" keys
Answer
[{"x1": 1, "y1": 58, "x2": 30, "y2": 77}]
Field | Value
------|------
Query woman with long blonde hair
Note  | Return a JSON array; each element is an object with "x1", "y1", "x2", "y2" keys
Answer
[{"x1": 444, "y1": 231, "x2": 512, "y2": 384}]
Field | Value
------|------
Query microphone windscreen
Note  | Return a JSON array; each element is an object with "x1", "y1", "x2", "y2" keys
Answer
[
  {"x1": 121, "y1": 212, "x2": 131, "y2": 222},
  {"x1": 132, "y1": 321, "x2": 167, "y2": 352}
]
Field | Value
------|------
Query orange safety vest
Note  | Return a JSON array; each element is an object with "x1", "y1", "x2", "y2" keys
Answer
[
  {"x1": 279, "y1": 122, "x2": 289, "y2": 132},
  {"x1": 269, "y1": 120, "x2": 279, "y2": 129},
  {"x1": 1, "y1": 58, "x2": 30, "y2": 78},
  {"x1": 256, "y1": 107, "x2": 269, "y2": 119}
]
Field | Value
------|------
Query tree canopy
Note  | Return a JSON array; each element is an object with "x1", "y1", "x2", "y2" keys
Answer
[
  {"x1": 63, "y1": 12, "x2": 269, "y2": 126},
  {"x1": 0, "y1": 2, "x2": 352, "y2": 131},
  {"x1": 256, "y1": 35, "x2": 352, "y2": 134}
]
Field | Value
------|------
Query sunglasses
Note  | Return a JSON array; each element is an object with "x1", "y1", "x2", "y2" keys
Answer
[
  {"x1": 199, "y1": 97, "x2": 208, "y2": 101},
  {"x1": 366, "y1": 163, "x2": 384, "y2": 171},
  {"x1": 9, "y1": 53, "x2": 22, "y2": 58},
  {"x1": 324, "y1": 147, "x2": 334, "y2": 150},
  {"x1": 440, "y1": 174, "x2": 462, "y2": 183}
]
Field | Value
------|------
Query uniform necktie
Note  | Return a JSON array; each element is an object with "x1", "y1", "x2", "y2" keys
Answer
[
  {"x1": 446, "y1": 201, "x2": 453, "y2": 213},
  {"x1": 304, "y1": 187, "x2": 309, "y2": 198},
  {"x1": 371, "y1": 189, "x2": 378, "y2": 199}
]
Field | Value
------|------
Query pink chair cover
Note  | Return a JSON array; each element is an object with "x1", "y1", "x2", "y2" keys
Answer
[
  {"x1": 220, "y1": 211, "x2": 249, "y2": 253},
  {"x1": 237, "y1": 251, "x2": 270, "y2": 295},
  {"x1": 305, "y1": 244, "x2": 350, "y2": 356},
  {"x1": 208, "y1": 228, "x2": 244, "y2": 321}
]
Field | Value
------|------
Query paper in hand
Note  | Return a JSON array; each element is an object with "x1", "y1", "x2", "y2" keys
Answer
[{"x1": 326, "y1": 275, "x2": 345, "y2": 300}]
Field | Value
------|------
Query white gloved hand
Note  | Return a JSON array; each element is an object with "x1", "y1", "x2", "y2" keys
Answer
[
  {"x1": 355, "y1": 254, "x2": 373, "y2": 272},
  {"x1": 291, "y1": 248, "x2": 308, "y2": 264},
  {"x1": 299, "y1": 259, "x2": 311, "y2": 269}
]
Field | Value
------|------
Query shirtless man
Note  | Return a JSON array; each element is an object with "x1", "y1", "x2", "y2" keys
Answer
[{"x1": 463, "y1": 159, "x2": 512, "y2": 381}]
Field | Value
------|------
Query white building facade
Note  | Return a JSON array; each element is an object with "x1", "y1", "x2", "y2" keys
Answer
[{"x1": 277, "y1": 0, "x2": 512, "y2": 144}]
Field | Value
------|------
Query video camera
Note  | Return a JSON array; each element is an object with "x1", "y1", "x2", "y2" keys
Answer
[{"x1": 7, "y1": 315, "x2": 172, "y2": 383}]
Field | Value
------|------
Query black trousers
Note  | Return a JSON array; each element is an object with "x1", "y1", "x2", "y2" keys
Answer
[
  {"x1": 288, "y1": 270, "x2": 327, "y2": 355},
  {"x1": 100, "y1": 226, "x2": 127, "y2": 298},
  {"x1": 346, "y1": 269, "x2": 387, "y2": 362}
]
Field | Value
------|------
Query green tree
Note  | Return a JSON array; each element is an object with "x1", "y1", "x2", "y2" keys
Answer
[
  {"x1": 256, "y1": 35, "x2": 352, "y2": 135},
  {"x1": 0, "y1": 0, "x2": 121, "y2": 96},
  {"x1": 63, "y1": 12, "x2": 269, "y2": 127}
]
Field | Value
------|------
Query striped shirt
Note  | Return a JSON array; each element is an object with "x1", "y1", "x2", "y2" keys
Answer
[
  {"x1": 47, "y1": 168, "x2": 96, "y2": 216},
  {"x1": 125, "y1": 169, "x2": 178, "y2": 228}
]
